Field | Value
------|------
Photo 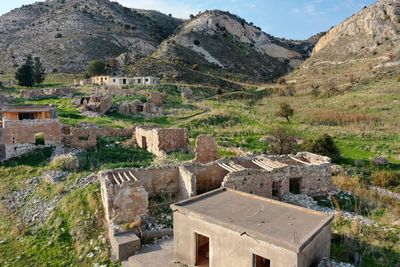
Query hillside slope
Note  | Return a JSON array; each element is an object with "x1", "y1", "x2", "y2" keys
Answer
[
  {"x1": 289, "y1": 0, "x2": 400, "y2": 90},
  {"x1": 124, "y1": 10, "x2": 319, "y2": 83},
  {"x1": 0, "y1": 0, "x2": 182, "y2": 73}
]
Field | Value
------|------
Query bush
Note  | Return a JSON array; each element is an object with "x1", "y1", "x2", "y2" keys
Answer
[
  {"x1": 371, "y1": 171, "x2": 400, "y2": 188},
  {"x1": 50, "y1": 154, "x2": 80, "y2": 172},
  {"x1": 276, "y1": 102, "x2": 294, "y2": 124},
  {"x1": 192, "y1": 64, "x2": 200, "y2": 71},
  {"x1": 302, "y1": 134, "x2": 341, "y2": 162},
  {"x1": 277, "y1": 77, "x2": 286, "y2": 84},
  {"x1": 268, "y1": 126, "x2": 298, "y2": 155},
  {"x1": 193, "y1": 39, "x2": 200, "y2": 45},
  {"x1": 87, "y1": 60, "x2": 106, "y2": 77},
  {"x1": 55, "y1": 33, "x2": 63, "y2": 38}
]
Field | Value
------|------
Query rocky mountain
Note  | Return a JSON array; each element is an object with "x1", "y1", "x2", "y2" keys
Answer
[
  {"x1": 0, "y1": 0, "x2": 182, "y2": 73},
  {"x1": 123, "y1": 10, "x2": 318, "y2": 83},
  {"x1": 289, "y1": 0, "x2": 400, "y2": 90}
]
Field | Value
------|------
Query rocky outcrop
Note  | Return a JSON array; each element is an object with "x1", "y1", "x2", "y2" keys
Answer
[{"x1": 145, "y1": 10, "x2": 319, "y2": 82}]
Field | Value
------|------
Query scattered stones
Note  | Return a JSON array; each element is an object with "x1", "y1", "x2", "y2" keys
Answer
[
  {"x1": 43, "y1": 170, "x2": 68, "y2": 184},
  {"x1": 372, "y1": 156, "x2": 389, "y2": 166},
  {"x1": 370, "y1": 186, "x2": 400, "y2": 201},
  {"x1": 282, "y1": 193, "x2": 378, "y2": 226}
]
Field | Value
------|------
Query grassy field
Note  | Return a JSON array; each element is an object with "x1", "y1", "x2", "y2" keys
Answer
[{"x1": 0, "y1": 73, "x2": 399, "y2": 266}]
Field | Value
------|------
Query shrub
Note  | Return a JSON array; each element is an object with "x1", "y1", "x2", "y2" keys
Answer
[
  {"x1": 302, "y1": 134, "x2": 341, "y2": 162},
  {"x1": 192, "y1": 64, "x2": 200, "y2": 71},
  {"x1": 55, "y1": 33, "x2": 63, "y2": 38},
  {"x1": 276, "y1": 102, "x2": 294, "y2": 124},
  {"x1": 371, "y1": 171, "x2": 400, "y2": 188},
  {"x1": 50, "y1": 154, "x2": 80, "y2": 172},
  {"x1": 193, "y1": 39, "x2": 200, "y2": 46},
  {"x1": 87, "y1": 60, "x2": 106, "y2": 77},
  {"x1": 268, "y1": 126, "x2": 298, "y2": 155},
  {"x1": 277, "y1": 77, "x2": 286, "y2": 84}
]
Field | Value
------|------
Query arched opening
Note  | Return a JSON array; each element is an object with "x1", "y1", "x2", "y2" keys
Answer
[{"x1": 35, "y1": 133, "x2": 45, "y2": 145}]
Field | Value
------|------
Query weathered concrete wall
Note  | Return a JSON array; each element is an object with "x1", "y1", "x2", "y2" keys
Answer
[
  {"x1": 178, "y1": 166, "x2": 197, "y2": 199},
  {"x1": 298, "y1": 223, "x2": 332, "y2": 267},
  {"x1": 195, "y1": 135, "x2": 219, "y2": 164},
  {"x1": 173, "y1": 211, "x2": 299, "y2": 267},
  {"x1": 1, "y1": 119, "x2": 62, "y2": 145}
]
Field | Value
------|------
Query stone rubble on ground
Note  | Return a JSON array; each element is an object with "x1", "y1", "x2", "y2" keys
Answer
[
  {"x1": 43, "y1": 170, "x2": 68, "y2": 184},
  {"x1": 282, "y1": 193, "x2": 378, "y2": 226},
  {"x1": 370, "y1": 186, "x2": 400, "y2": 201}
]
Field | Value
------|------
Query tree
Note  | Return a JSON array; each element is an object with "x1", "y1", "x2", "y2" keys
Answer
[
  {"x1": 33, "y1": 57, "x2": 45, "y2": 84},
  {"x1": 15, "y1": 55, "x2": 34, "y2": 87},
  {"x1": 268, "y1": 126, "x2": 298, "y2": 155},
  {"x1": 302, "y1": 134, "x2": 341, "y2": 162},
  {"x1": 87, "y1": 60, "x2": 106, "y2": 77},
  {"x1": 276, "y1": 102, "x2": 294, "y2": 124}
]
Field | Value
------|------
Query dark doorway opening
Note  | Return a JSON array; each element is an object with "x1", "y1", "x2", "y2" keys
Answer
[
  {"x1": 142, "y1": 136, "x2": 147, "y2": 150},
  {"x1": 123, "y1": 79, "x2": 127, "y2": 85},
  {"x1": 136, "y1": 105, "x2": 144, "y2": 113},
  {"x1": 253, "y1": 254, "x2": 270, "y2": 267},
  {"x1": 272, "y1": 181, "x2": 280, "y2": 198},
  {"x1": 19, "y1": 112, "x2": 35, "y2": 120},
  {"x1": 196, "y1": 233, "x2": 209, "y2": 267},
  {"x1": 289, "y1": 178, "x2": 302, "y2": 194},
  {"x1": 35, "y1": 133, "x2": 45, "y2": 145}
]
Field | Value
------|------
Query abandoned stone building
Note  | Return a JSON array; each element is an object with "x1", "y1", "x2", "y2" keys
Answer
[
  {"x1": 0, "y1": 105, "x2": 62, "y2": 161},
  {"x1": 171, "y1": 188, "x2": 334, "y2": 267},
  {"x1": 74, "y1": 94, "x2": 112, "y2": 115},
  {"x1": 98, "y1": 152, "x2": 333, "y2": 261},
  {"x1": 134, "y1": 126, "x2": 189, "y2": 157},
  {"x1": 92, "y1": 76, "x2": 160, "y2": 86},
  {"x1": 118, "y1": 92, "x2": 164, "y2": 117}
]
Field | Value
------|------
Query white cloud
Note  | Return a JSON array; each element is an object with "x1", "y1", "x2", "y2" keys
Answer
[
  {"x1": 291, "y1": 0, "x2": 324, "y2": 16},
  {"x1": 114, "y1": 0, "x2": 199, "y2": 19}
]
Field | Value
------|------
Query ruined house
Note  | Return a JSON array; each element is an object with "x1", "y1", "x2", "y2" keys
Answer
[
  {"x1": 92, "y1": 76, "x2": 160, "y2": 86},
  {"x1": 74, "y1": 95, "x2": 112, "y2": 115},
  {"x1": 0, "y1": 105, "x2": 62, "y2": 161},
  {"x1": 118, "y1": 92, "x2": 164, "y2": 117},
  {"x1": 172, "y1": 188, "x2": 334, "y2": 267},
  {"x1": 134, "y1": 126, "x2": 189, "y2": 157},
  {"x1": 98, "y1": 152, "x2": 333, "y2": 260}
]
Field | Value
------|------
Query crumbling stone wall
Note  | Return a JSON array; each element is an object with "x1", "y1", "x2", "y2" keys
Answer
[
  {"x1": 100, "y1": 173, "x2": 148, "y2": 225},
  {"x1": 63, "y1": 126, "x2": 135, "y2": 149},
  {"x1": 147, "y1": 92, "x2": 163, "y2": 106},
  {"x1": 20, "y1": 87, "x2": 76, "y2": 99},
  {"x1": 184, "y1": 162, "x2": 228, "y2": 194},
  {"x1": 75, "y1": 95, "x2": 112, "y2": 115},
  {"x1": 135, "y1": 127, "x2": 189, "y2": 157},
  {"x1": 222, "y1": 154, "x2": 333, "y2": 198},
  {"x1": 1, "y1": 119, "x2": 62, "y2": 145},
  {"x1": 178, "y1": 165, "x2": 197, "y2": 199},
  {"x1": 195, "y1": 135, "x2": 219, "y2": 163}
]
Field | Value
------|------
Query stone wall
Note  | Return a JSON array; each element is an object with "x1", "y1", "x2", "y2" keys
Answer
[
  {"x1": 184, "y1": 162, "x2": 228, "y2": 194},
  {"x1": 63, "y1": 126, "x2": 135, "y2": 149},
  {"x1": 147, "y1": 92, "x2": 163, "y2": 106},
  {"x1": 178, "y1": 165, "x2": 197, "y2": 199},
  {"x1": 195, "y1": 135, "x2": 219, "y2": 163},
  {"x1": 20, "y1": 87, "x2": 76, "y2": 99},
  {"x1": 100, "y1": 174, "x2": 148, "y2": 225},
  {"x1": 135, "y1": 127, "x2": 189, "y2": 157},
  {"x1": 1, "y1": 119, "x2": 62, "y2": 145}
]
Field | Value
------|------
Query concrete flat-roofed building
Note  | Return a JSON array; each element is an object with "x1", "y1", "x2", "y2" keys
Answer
[
  {"x1": 171, "y1": 188, "x2": 334, "y2": 267},
  {"x1": 92, "y1": 76, "x2": 160, "y2": 86}
]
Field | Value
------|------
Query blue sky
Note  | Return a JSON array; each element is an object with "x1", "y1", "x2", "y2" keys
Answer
[{"x1": 1, "y1": 0, "x2": 376, "y2": 39}]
